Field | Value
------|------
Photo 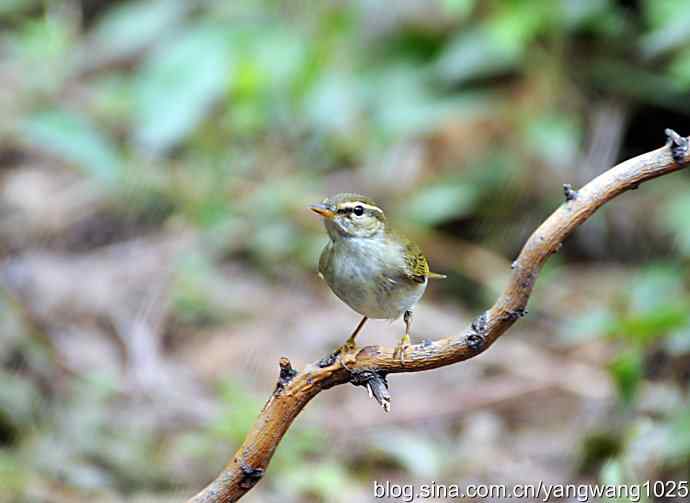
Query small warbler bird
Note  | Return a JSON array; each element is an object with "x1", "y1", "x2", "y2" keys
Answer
[{"x1": 310, "y1": 193, "x2": 445, "y2": 363}]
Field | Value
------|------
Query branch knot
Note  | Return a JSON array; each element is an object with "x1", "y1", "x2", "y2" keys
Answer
[
  {"x1": 467, "y1": 312, "x2": 489, "y2": 352},
  {"x1": 563, "y1": 183, "x2": 578, "y2": 202},
  {"x1": 317, "y1": 351, "x2": 338, "y2": 368},
  {"x1": 274, "y1": 357, "x2": 298, "y2": 395},
  {"x1": 666, "y1": 128, "x2": 688, "y2": 165},
  {"x1": 238, "y1": 458, "x2": 264, "y2": 490},
  {"x1": 501, "y1": 307, "x2": 528, "y2": 323}
]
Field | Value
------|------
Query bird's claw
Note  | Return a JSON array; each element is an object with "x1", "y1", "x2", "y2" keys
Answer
[
  {"x1": 336, "y1": 338, "x2": 357, "y2": 356},
  {"x1": 393, "y1": 334, "x2": 411, "y2": 365},
  {"x1": 335, "y1": 337, "x2": 360, "y2": 368}
]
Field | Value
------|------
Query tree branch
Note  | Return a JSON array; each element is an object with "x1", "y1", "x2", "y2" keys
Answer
[{"x1": 186, "y1": 130, "x2": 689, "y2": 503}]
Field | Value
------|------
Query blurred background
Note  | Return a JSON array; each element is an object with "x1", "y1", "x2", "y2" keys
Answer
[{"x1": 1, "y1": 0, "x2": 690, "y2": 501}]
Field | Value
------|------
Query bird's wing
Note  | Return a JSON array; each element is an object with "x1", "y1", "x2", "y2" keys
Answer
[
  {"x1": 401, "y1": 238, "x2": 431, "y2": 284},
  {"x1": 318, "y1": 241, "x2": 332, "y2": 279},
  {"x1": 427, "y1": 271, "x2": 447, "y2": 279},
  {"x1": 399, "y1": 234, "x2": 446, "y2": 282}
]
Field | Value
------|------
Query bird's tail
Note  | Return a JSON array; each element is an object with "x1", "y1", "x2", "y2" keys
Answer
[{"x1": 427, "y1": 272, "x2": 447, "y2": 280}]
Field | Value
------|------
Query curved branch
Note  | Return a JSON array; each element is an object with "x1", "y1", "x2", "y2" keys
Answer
[{"x1": 187, "y1": 130, "x2": 689, "y2": 503}]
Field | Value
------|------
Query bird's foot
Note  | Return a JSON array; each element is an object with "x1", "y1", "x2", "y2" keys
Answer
[
  {"x1": 320, "y1": 341, "x2": 358, "y2": 369},
  {"x1": 337, "y1": 335, "x2": 358, "y2": 355},
  {"x1": 393, "y1": 333, "x2": 412, "y2": 365},
  {"x1": 335, "y1": 336, "x2": 359, "y2": 367}
]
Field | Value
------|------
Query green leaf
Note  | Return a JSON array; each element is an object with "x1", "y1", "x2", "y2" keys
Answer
[
  {"x1": 641, "y1": 18, "x2": 690, "y2": 58},
  {"x1": 402, "y1": 183, "x2": 477, "y2": 226},
  {"x1": 599, "y1": 458, "x2": 625, "y2": 485},
  {"x1": 589, "y1": 60, "x2": 687, "y2": 109},
  {"x1": 12, "y1": 14, "x2": 74, "y2": 92},
  {"x1": 133, "y1": 24, "x2": 232, "y2": 153},
  {"x1": 608, "y1": 349, "x2": 643, "y2": 405},
  {"x1": 212, "y1": 381, "x2": 264, "y2": 444},
  {"x1": 89, "y1": 0, "x2": 188, "y2": 61},
  {"x1": 612, "y1": 307, "x2": 689, "y2": 346},
  {"x1": 669, "y1": 48, "x2": 690, "y2": 91},
  {"x1": 560, "y1": 308, "x2": 616, "y2": 344},
  {"x1": 22, "y1": 108, "x2": 122, "y2": 183},
  {"x1": 604, "y1": 267, "x2": 690, "y2": 346},
  {"x1": 305, "y1": 73, "x2": 360, "y2": 136},
  {"x1": 436, "y1": 26, "x2": 520, "y2": 83},
  {"x1": 489, "y1": 1, "x2": 555, "y2": 50},
  {"x1": 368, "y1": 65, "x2": 491, "y2": 138},
  {"x1": 372, "y1": 431, "x2": 443, "y2": 477},
  {"x1": 643, "y1": 0, "x2": 681, "y2": 27},
  {"x1": 628, "y1": 266, "x2": 686, "y2": 313},
  {"x1": 666, "y1": 406, "x2": 690, "y2": 462},
  {"x1": 278, "y1": 461, "x2": 350, "y2": 499},
  {"x1": 443, "y1": 0, "x2": 475, "y2": 18},
  {"x1": 0, "y1": 0, "x2": 38, "y2": 16},
  {"x1": 664, "y1": 325, "x2": 690, "y2": 355},
  {"x1": 0, "y1": 450, "x2": 28, "y2": 495},
  {"x1": 525, "y1": 114, "x2": 581, "y2": 170},
  {"x1": 171, "y1": 251, "x2": 227, "y2": 325},
  {"x1": 0, "y1": 369, "x2": 40, "y2": 431},
  {"x1": 641, "y1": 0, "x2": 690, "y2": 56},
  {"x1": 559, "y1": 0, "x2": 612, "y2": 30}
]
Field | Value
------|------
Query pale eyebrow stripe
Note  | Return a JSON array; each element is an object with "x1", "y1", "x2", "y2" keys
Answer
[{"x1": 340, "y1": 202, "x2": 383, "y2": 214}]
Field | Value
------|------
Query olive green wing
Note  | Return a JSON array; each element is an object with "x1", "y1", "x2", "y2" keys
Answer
[
  {"x1": 401, "y1": 238, "x2": 430, "y2": 284},
  {"x1": 400, "y1": 235, "x2": 446, "y2": 283}
]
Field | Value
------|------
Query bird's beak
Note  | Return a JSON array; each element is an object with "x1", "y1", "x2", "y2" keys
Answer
[{"x1": 309, "y1": 203, "x2": 335, "y2": 218}]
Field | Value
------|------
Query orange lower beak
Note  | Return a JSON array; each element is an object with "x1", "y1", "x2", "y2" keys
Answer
[{"x1": 309, "y1": 203, "x2": 335, "y2": 218}]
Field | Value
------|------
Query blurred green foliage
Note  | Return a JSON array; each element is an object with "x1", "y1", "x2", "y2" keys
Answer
[{"x1": 1, "y1": 0, "x2": 690, "y2": 501}]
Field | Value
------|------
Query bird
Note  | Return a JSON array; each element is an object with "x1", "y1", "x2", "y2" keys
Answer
[{"x1": 309, "y1": 193, "x2": 445, "y2": 364}]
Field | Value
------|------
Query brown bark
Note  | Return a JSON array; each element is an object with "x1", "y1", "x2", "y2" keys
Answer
[{"x1": 187, "y1": 130, "x2": 689, "y2": 503}]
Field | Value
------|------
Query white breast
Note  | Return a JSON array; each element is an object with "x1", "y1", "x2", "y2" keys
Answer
[{"x1": 324, "y1": 237, "x2": 427, "y2": 320}]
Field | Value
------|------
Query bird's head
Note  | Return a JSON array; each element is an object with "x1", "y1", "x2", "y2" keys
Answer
[{"x1": 310, "y1": 193, "x2": 386, "y2": 239}]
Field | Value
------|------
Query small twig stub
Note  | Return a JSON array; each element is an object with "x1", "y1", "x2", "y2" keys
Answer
[
  {"x1": 238, "y1": 458, "x2": 264, "y2": 490},
  {"x1": 467, "y1": 312, "x2": 489, "y2": 352},
  {"x1": 666, "y1": 128, "x2": 689, "y2": 165},
  {"x1": 278, "y1": 357, "x2": 297, "y2": 384},
  {"x1": 563, "y1": 183, "x2": 578, "y2": 201},
  {"x1": 273, "y1": 357, "x2": 298, "y2": 395},
  {"x1": 471, "y1": 312, "x2": 488, "y2": 335},
  {"x1": 466, "y1": 333, "x2": 484, "y2": 351}
]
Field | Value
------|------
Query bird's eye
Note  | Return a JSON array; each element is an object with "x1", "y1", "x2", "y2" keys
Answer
[{"x1": 353, "y1": 205, "x2": 364, "y2": 216}]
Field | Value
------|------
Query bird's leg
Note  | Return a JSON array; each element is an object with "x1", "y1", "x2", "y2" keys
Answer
[
  {"x1": 393, "y1": 310, "x2": 413, "y2": 365},
  {"x1": 337, "y1": 316, "x2": 367, "y2": 356}
]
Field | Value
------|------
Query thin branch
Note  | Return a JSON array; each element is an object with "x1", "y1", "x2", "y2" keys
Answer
[{"x1": 187, "y1": 130, "x2": 689, "y2": 503}]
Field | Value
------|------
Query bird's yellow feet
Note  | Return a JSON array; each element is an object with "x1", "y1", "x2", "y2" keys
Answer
[
  {"x1": 335, "y1": 316, "x2": 368, "y2": 367},
  {"x1": 335, "y1": 334, "x2": 361, "y2": 368},
  {"x1": 393, "y1": 333, "x2": 412, "y2": 365},
  {"x1": 336, "y1": 334, "x2": 358, "y2": 357}
]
